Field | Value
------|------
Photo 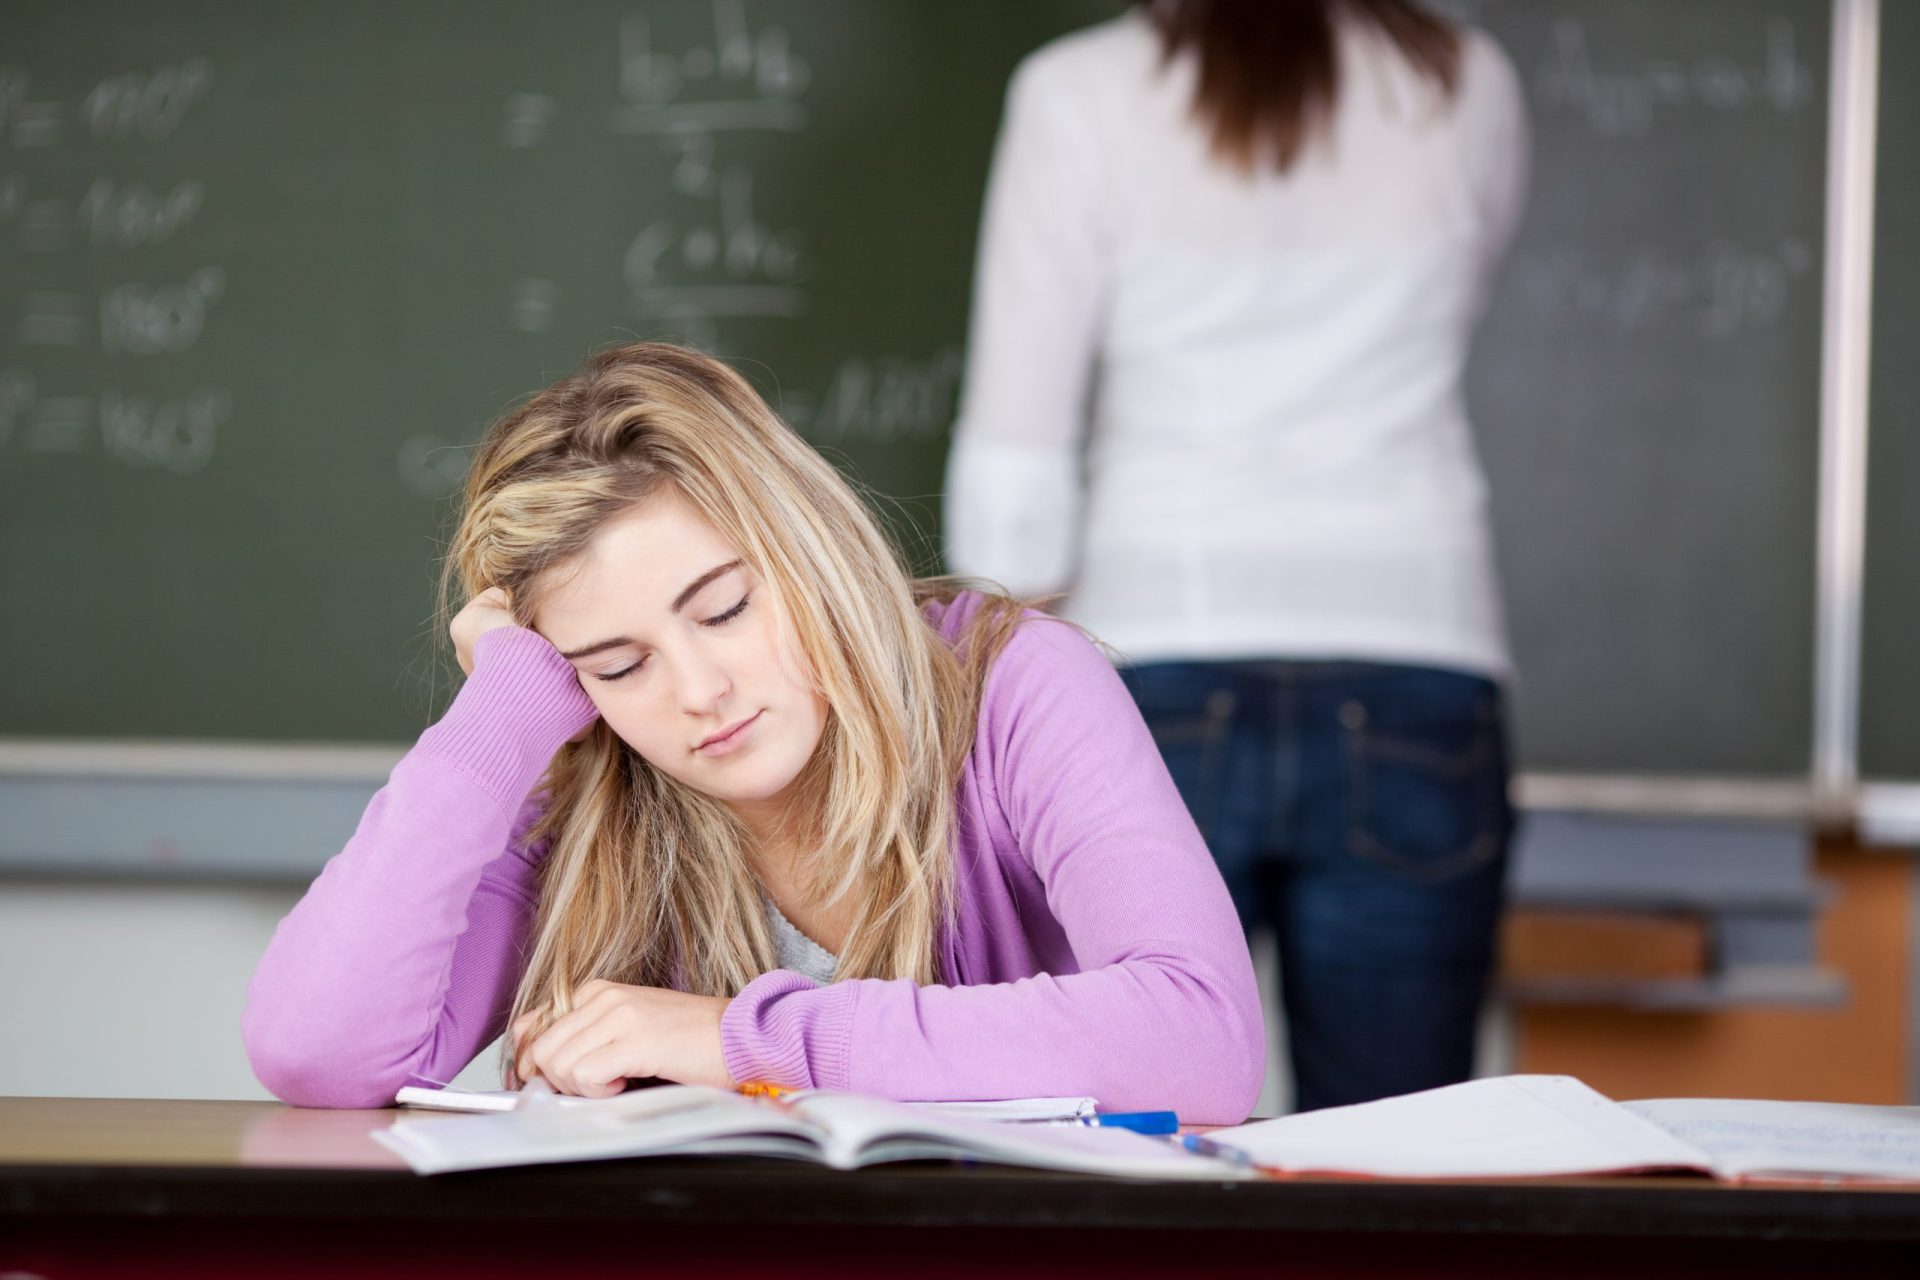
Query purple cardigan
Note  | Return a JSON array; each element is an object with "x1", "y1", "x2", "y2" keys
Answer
[{"x1": 243, "y1": 592, "x2": 1265, "y2": 1123}]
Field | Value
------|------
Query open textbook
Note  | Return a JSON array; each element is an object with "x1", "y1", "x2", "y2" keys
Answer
[
  {"x1": 374, "y1": 1085, "x2": 1242, "y2": 1178},
  {"x1": 1207, "y1": 1075, "x2": 1920, "y2": 1185},
  {"x1": 377, "y1": 1075, "x2": 1920, "y2": 1183}
]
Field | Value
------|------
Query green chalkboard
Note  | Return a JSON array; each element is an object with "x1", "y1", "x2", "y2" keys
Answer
[
  {"x1": 1859, "y1": 0, "x2": 1920, "y2": 782},
  {"x1": 0, "y1": 0, "x2": 1121, "y2": 741},
  {"x1": 1454, "y1": 0, "x2": 1830, "y2": 778},
  {"x1": 0, "y1": 1, "x2": 1848, "y2": 789}
]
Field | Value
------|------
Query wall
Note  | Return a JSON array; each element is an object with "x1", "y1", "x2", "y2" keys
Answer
[{"x1": 0, "y1": 880, "x2": 502, "y2": 1100}]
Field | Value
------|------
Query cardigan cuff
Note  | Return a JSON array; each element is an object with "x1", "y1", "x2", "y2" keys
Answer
[
  {"x1": 720, "y1": 970, "x2": 858, "y2": 1092},
  {"x1": 412, "y1": 627, "x2": 598, "y2": 811}
]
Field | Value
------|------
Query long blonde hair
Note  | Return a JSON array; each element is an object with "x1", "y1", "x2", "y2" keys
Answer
[{"x1": 442, "y1": 342, "x2": 1024, "y2": 1078}]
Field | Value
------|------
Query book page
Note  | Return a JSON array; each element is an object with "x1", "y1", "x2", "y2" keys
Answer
[
  {"x1": 914, "y1": 1096, "x2": 1098, "y2": 1122},
  {"x1": 1207, "y1": 1075, "x2": 1713, "y2": 1179},
  {"x1": 374, "y1": 1085, "x2": 822, "y2": 1175},
  {"x1": 1624, "y1": 1098, "x2": 1920, "y2": 1184},
  {"x1": 788, "y1": 1093, "x2": 1247, "y2": 1178},
  {"x1": 376, "y1": 1086, "x2": 1220, "y2": 1178}
]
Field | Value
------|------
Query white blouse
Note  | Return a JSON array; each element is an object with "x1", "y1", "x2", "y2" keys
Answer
[{"x1": 944, "y1": 11, "x2": 1529, "y2": 676}]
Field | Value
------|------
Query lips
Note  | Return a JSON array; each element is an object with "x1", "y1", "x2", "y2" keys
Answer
[{"x1": 695, "y1": 717, "x2": 760, "y2": 756}]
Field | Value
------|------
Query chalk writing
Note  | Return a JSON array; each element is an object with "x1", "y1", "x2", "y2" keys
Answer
[
  {"x1": 78, "y1": 177, "x2": 205, "y2": 247},
  {"x1": 1541, "y1": 17, "x2": 1812, "y2": 136},
  {"x1": 83, "y1": 58, "x2": 211, "y2": 141},
  {"x1": 614, "y1": 0, "x2": 809, "y2": 133},
  {"x1": 1518, "y1": 239, "x2": 1811, "y2": 338},
  {"x1": 787, "y1": 351, "x2": 965, "y2": 444},
  {"x1": 626, "y1": 169, "x2": 805, "y2": 321},
  {"x1": 99, "y1": 268, "x2": 226, "y2": 355},
  {"x1": 0, "y1": 375, "x2": 228, "y2": 475},
  {"x1": 502, "y1": 93, "x2": 555, "y2": 148},
  {"x1": 99, "y1": 388, "x2": 226, "y2": 473}
]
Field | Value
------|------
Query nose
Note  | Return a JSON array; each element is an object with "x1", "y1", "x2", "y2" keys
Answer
[{"x1": 671, "y1": 645, "x2": 732, "y2": 719}]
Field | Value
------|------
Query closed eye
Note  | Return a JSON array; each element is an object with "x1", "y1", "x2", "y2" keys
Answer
[
  {"x1": 593, "y1": 656, "x2": 646, "y2": 683},
  {"x1": 592, "y1": 595, "x2": 749, "y2": 683},
  {"x1": 703, "y1": 593, "x2": 750, "y2": 627}
]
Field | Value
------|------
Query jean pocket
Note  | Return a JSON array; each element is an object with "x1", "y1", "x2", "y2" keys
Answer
[
  {"x1": 1127, "y1": 670, "x2": 1237, "y2": 843},
  {"x1": 1341, "y1": 686, "x2": 1509, "y2": 883}
]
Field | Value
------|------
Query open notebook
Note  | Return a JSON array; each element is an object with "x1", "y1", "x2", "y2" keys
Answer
[
  {"x1": 1206, "y1": 1075, "x2": 1920, "y2": 1186},
  {"x1": 374, "y1": 1085, "x2": 1240, "y2": 1178}
]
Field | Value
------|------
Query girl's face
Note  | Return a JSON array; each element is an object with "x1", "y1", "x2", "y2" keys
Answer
[{"x1": 535, "y1": 490, "x2": 829, "y2": 836}]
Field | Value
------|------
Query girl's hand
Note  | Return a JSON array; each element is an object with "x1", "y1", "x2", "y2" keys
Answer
[
  {"x1": 450, "y1": 586, "x2": 519, "y2": 677},
  {"x1": 450, "y1": 585, "x2": 601, "y2": 744},
  {"x1": 511, "y1": 981, "x2": 735, "y2": 1097}
]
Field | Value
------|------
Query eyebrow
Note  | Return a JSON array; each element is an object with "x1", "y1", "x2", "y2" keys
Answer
[{"x1": 557, "y1": 560, "x2": 744, "y2": 661}]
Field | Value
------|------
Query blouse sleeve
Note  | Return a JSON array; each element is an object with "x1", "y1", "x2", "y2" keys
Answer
[
  {"x1": 241, "y1": 628, "x2": 598, "y2": 1108},
  {"x1": 1461, "y1": 29, "x2": 1531, "y2": 278},
  {"x1": 943, "y1": 52, "x2": 1110, "y2": 598},
  {"x1": 719, "y1": 618, "x2": 1267, "y2": 1125}
]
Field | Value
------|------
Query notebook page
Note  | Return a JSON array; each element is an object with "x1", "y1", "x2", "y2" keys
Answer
[
  {"x1": 1208, "y1": 1075, "x2": 1713, "y2": 1178},
  {"x1": 1625, "y1": 1098, "x2": 1920, "y2": 1184}
]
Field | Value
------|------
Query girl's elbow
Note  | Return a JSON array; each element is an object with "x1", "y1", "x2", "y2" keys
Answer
[
  {"x1": 242, "y1": 1005, "x2": 399, "y2": 1110},
  {"x1": 1187, "y1": 987, "x2": 1267, "y2": 1125},
  {"x1": 1223, "y1": 1034, "x2": 1267, "y2": 1123},
  {"x1": 1178, "y1": 1031, "x2": 1265, "y2": 1127}
]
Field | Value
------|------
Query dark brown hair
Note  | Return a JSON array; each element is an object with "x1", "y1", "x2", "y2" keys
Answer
[{"x1": 1137, "y1": 0, "x2": 1461, "y2": 173}]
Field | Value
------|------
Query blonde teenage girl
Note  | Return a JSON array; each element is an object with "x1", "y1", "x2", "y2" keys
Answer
[{"x1": 244, "y1": 342, "x2": 1263, "y2": 1122}]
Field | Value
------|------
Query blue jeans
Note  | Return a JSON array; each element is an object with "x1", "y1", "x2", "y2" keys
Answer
[{"x1": 1119, "y1": 660, "x2": 1515, "y2": 1113}]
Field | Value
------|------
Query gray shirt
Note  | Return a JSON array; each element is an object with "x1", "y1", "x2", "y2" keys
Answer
[{"x1": 762, "y1": 893, "x2": 838, "y2": 985}]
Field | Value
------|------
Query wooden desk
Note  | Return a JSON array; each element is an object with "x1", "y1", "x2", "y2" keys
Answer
[{"x1": 3, "y1": 1097, "x2": 1917, "y2": 1279}]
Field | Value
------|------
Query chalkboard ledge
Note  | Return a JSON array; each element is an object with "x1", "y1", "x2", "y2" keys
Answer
[{"x1": 0, "y1": 739, "x2": 403, "y2": 782}]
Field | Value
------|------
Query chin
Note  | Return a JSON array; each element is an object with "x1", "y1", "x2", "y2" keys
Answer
[{"x1": 709, "y1": 759, "x2": 808, "y2": 804}]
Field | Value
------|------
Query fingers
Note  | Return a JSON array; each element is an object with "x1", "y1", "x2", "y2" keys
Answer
[
  {"x1": 450, "y1": 586, "x2": 518, "y2": 677},
  {"x1": 511, "y1": 1005, "x2": 555, "y2": 1077},
  {"x1": 509, "y1": 1008, "x2": 539, "y2": 1055},
  {"x1": 514, "y1": 982, "x2": 630, "y2": 1093},
  {"x1": 563, "y1": 1045, "x2": 635, "y2": 1100},
  {"x1": 520, "y1": 1007, "x2": 627, "y2": 1097},
  {"x1": 511, "y1": 985, "x2": 730, "y2": 1094},
  {"x1": 508, "y1": 1000, "x2": 569, "y2": 1080}
]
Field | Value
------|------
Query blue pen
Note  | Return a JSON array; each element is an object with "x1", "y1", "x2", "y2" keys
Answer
[
  {"x1": 1079, "y1": 1110, "x2": 1180, "y2": 1136},
  {"x1": 1179, "y1": 1133, "x2": 1255, "y2": 1167}
]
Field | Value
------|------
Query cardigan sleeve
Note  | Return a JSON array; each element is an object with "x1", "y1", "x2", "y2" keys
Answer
[
  {"x1": 720, "y1": 616, "x2": 1266, "y2": 1125},
  {"x1": 242, "y1": 627, "x2": 598, "y2": 1108},
  {"x1": 943, "y1": 50, "x2": 1108, "y2": 597}
]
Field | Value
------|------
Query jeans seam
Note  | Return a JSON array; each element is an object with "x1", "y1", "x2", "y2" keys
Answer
[{"x1": 1190, "y1": 689, "x2": 1235, "y2": 842}]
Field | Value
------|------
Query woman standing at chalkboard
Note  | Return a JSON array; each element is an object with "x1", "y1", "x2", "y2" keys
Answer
[{"x1": 945, "y1": 0, "x2": 1528, "y2": 1111}]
